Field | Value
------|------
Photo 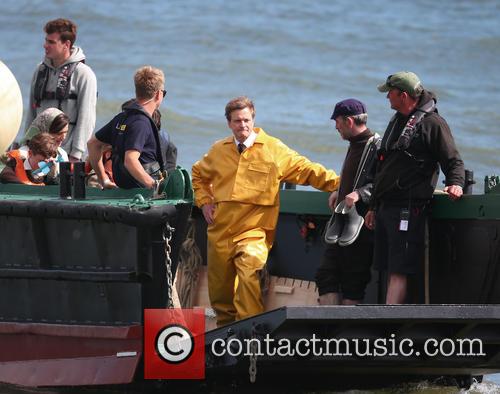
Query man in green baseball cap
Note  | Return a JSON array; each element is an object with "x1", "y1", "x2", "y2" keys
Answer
[
  {"x1": 365, "y1": 71, "x2": 465, "y2": 305},
  {"x1": 377, "y1": 71, "x2": 423, "y2": 97}
]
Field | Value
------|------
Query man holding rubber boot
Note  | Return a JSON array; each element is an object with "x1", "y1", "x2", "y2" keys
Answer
[{"x1": 316, "y1": 99, "x2": 380, "y2": 305}]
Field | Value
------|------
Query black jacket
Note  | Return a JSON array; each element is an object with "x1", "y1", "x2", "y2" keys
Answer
[
  {"x1": 95, "y1": 101, "x2": 162, "y2": 189},
  {"x1": 371, "y1": 90, "x2": 465, "y2": 206},
  {"x1": 337, "y1": 129, "x2": 380, "y2": 217}
]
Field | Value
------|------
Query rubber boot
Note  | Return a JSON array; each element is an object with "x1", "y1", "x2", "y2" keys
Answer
[
  {"x1": 338, "y1": 204, "x2": 364, "y2": 247},
  {"x1": 324, "y1": 201, "x2": 346, "y2": 244}
]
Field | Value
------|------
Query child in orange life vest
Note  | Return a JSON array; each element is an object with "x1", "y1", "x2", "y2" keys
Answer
[
  {"x1": 16, "y1": 107, "x2": 70, "y2": 182},
  {"x1": 20, "y1": 107, "x2": 70, "y2": 163},
  {"x1": 1, "y1": 133, "x2": 59, "y2": 185}
]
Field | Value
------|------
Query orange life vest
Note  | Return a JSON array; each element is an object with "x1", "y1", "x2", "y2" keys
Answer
[
  {"x1": 7, "y1": 150, "x2": 44, "y2": 186},
  {"x1": 84, "y1": 148, "x2": 114, "y2": 181}
]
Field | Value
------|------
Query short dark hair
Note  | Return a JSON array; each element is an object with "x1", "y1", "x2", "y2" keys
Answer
[
  {"x1": 44, "y1": 18, "x2": 77, "y2": 48},
  {"x1": 49, "y1": 113, "x2": 69, "y2": 134},
  {"x1": 225, "y1": 96, "x2": 255, "y2": 121},
  {"x1": 27, "y1": 133, "x2": 58, "y2": 159},
  {"x1": 409, "y1": 89, "x2": 423, "y2": 100}
]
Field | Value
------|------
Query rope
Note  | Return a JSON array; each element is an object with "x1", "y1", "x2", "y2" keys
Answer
[
  {"x1": 259, "y1": 265, "x2": 270, "y2": 296},
  {"x1": 175, "y1": 219, "x2": 203, "y2": 308}
]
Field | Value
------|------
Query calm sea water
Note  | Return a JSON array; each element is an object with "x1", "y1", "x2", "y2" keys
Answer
[
  {"x1": 1, "y1": 0, "x2": 500, "y2": 182},
  {"x1": 1, "y1": 0, "x2": 500, "y2": 391}
]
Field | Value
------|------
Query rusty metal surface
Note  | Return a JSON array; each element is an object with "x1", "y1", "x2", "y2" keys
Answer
[
  {"x1": 0, "y1": 323, "x2": 142, "y2": 387},
  {"x1": 0, "y1": 354, "x2": 140, "y2": 387},
  {"x1": 0, "y1": 322, "x2": 142, "y2": 338}
]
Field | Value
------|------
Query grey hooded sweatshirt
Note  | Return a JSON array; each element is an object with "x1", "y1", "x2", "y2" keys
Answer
[{"x1": 25, "y1": 46, "x2": 97, "y2": 160}]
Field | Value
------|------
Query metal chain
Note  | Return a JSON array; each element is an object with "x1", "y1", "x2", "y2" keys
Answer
[
  {"x1": 163, "y1": 223, "x2": 175, "y2": 308},
  {"x1": 249, "y1": 332, "x2": 258, "y2": 383}
]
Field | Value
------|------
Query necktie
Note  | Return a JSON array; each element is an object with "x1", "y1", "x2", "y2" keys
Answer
[{"x1": 238, "y1": 143, "x2": 245, "y2": 154}]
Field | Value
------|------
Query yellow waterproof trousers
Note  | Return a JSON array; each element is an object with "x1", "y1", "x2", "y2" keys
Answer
[{"x1": 207, "y1": 233, "x2": 269, "y2": 327}]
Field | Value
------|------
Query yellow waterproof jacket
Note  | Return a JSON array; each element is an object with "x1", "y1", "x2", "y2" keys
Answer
[{"x1": 192, "y1": 128, "x2": 339, "y2": 245}]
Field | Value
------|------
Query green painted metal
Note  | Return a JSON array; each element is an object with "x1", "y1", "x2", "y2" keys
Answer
[
  {"x1": 279, "y1": 189, "x2": 500, "y2": 220},
  {"x1": 0, "y1": 167, "x2": 194, "y2": 207},
  {"x1": 0, "y1": 169, "x2": 497, "y2": 220},
  {"x1": 0, "y1": 183, "x2": 152, "y2": 199},
  {"x1": 431, "y1": 193, "x2": 500, "y2": 220},
  {"x1": 279, "y1": 189, "x2": 330, "y2": 215}
]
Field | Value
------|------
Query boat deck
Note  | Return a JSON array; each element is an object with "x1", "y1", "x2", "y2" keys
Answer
[{"x1": 205, "y1": 305, "x2": 500, "y2": 381}]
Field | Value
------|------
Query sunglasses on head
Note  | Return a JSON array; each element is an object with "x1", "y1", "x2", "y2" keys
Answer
[{"x1": 385, "y1": 75, "x2": 395, "y2": 88}]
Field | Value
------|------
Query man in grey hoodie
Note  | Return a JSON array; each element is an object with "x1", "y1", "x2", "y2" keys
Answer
[{"x1": 25, "y1": 18, "x2": 97, "y2": 162}]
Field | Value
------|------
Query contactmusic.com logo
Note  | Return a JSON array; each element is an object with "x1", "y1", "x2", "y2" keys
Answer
[{"x1": 144, "y1": 309, "x2": 205, "y2": 379}]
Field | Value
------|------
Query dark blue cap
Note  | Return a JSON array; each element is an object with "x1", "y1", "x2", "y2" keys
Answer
[{"x1": 331, "y1": 98, "x2": 367, "y2": 120}]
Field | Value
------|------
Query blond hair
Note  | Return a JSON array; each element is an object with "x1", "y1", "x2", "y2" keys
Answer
[{"x1": 134, "y1": 66, "x2": 165, "y2": 100}]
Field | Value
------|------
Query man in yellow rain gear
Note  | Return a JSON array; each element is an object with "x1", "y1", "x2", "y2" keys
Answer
[{"x1": 192, "y1": 96, "x2": 340, "y2": 326}]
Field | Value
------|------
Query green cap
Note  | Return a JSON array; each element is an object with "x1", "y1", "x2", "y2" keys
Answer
[{"x1": 377, "y1": 71, "x2": 423, "y2": 96}]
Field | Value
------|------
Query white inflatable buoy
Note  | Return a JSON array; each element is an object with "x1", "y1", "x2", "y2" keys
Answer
[{"x1": 0, "y1": 61, "x2": 23, "y2": 152}]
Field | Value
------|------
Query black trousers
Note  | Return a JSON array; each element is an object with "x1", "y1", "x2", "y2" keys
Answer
[{"x1": 315, "y1": 227, "x2": 374, "y2": 300}]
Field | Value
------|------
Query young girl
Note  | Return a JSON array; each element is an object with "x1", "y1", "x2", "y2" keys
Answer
[{"x1": 20, "y1": 107, "x2": 70, "y2": 163}]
